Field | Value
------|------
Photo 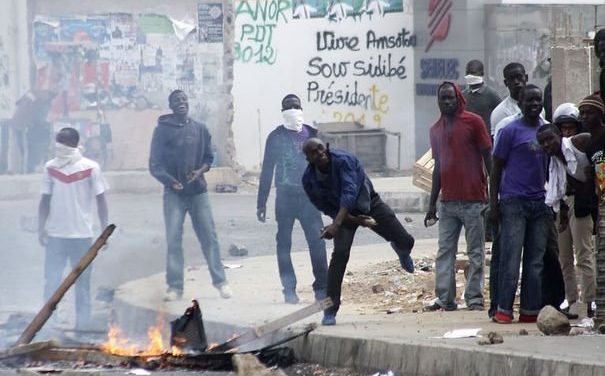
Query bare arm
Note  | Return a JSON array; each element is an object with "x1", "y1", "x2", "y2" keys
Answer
[
  {"x1": 424, "y1": 157, "x2": 440, "y2": 226},
  {"x1": 38, "y1": 194, "x2": 51, "y2": 246},
  {"x1": 96, "y1": 193, "x2": 109, "y2": 229},
  {"x1": 481, "y1": 148, "x2": 492, "y2": 176}
]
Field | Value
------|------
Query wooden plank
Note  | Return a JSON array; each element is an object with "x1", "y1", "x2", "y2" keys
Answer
[
  {"x1": 15, "y1": 225, "x2": 116, "y2": 346},
  {"x1": 210, "y1": 298, "x2": 333, "y2": 352},
  {"x1": 0, "y1": 341, "x2": 56, "y2": 360}
]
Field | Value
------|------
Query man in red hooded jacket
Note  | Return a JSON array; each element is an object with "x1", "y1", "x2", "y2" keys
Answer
[{"x1": 424, "y1": 82, "x2": 492, "y2": 311}]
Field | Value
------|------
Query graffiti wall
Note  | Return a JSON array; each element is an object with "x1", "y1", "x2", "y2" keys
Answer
[{"x1": 232, "y1": 0, "x2": 415, "y2": 170}]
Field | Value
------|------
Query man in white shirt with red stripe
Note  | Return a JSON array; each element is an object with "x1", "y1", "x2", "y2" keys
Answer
[{"x1": 38, "y1": 127, "x2": 108, "y2": 330}]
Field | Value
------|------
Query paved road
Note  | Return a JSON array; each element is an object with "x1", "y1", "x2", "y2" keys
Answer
[{"x1": 0, "y1": 192, "x2": 437, "y2": 315}]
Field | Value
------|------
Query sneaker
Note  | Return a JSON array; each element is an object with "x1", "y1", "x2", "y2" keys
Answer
[
  {"x1": 467, "y1": 304, "x2": 485, "y2": 311},
  {"x1": 284, "y1": 291, "x2": 300, "y2": 304},
  {"x1": 518, "y1": 314, "x2": 537, "y2": 323},
  {"x1": 391, "y1": 242, "x2": 414, "y2": 273},
  {"x1": 399, "y1": 254, "x2": 415, "y2": 273},
  {"x1": 587, "y1": 305, "x2": 595, "y2": 318},
  {"x1": 321, "y1": 312, "x2": 336, "y2": 326},
  {"x1": 560, "y1": 307, "x2": 579, "y2": 320},
  {"x1": 217, "y1": 284, "x2": 233, "y2": 299},
  {"x1": 163, "y1": 288, "x2": 183, "y2": 301},
  {"x1": 493, "y1": 311, "x2": 513, "y2": 324},
  {"x1": 423, "y1": 302, "x2": 456, "y2": 312}
]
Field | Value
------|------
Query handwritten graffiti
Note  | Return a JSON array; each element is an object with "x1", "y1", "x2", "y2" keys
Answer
[
  {"x1": 235, "y1": 0, "x2": 291, "y2": 65},
  {"x1": 235, "y1": 23, "x2": 277, "y2": 64},
  {"x1": 306, "y1": 80, "x2": 389, "y2": 112},
  {"x1": 332, "y1": 110, "x2": 383, "y2": 126},
  {"x1": 307, "y1": 54, "x2": 407, "y2": 79}
]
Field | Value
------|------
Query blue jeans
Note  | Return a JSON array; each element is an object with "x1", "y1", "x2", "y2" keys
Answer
[
  {"x1": 275, "y1": 189, "x2": 328, "y2": 297},
  {"x1": 497, "y1": 198, "x2": 551, "y2": 316},
  {"x1": 163, "y1": 190, "x2": 226, "y2": 291},
  {"x1": 44, "y1": 237, "x2": 92, "y2": 328},
  {"x1": 435, "y1": 202, "x2": 486, "y2": 309}
]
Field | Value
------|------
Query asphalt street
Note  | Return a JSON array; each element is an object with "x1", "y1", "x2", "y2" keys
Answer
[{"x1": 0, "y1": 191, "x2": 436, "y2": 316}]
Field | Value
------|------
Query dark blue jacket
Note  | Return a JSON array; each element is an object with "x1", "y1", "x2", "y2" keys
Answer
[
  {"x1": 302, "y1": 149, "x2": 373, "y2": 219},
  {"x1": 257, "y1": 124, "x2": 318, "y2": 209},
  {"x1": 149, "y1": 114, "x2": 214, "y2": 195}
]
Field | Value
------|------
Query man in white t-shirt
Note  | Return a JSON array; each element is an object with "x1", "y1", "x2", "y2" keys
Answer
[{"x1": 38, "y1": 127, "x2": 109, "y2": 330}]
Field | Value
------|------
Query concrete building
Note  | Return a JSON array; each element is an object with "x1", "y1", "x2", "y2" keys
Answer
[{"x1": 0, "y1": 0, "x2": 603, "y2": 173}]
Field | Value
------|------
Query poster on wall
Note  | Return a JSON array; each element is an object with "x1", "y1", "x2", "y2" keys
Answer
[
  {"x1": 292, "y1": 0, "x2": 405, "y2": 20},
  {"x1": 198, "y1": 3, "x2": 224, "y2": 43}
]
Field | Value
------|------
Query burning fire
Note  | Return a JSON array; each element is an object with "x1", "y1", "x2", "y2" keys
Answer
[{"x1": 101, "y1": 323, "x2": 183, "y2": 356}]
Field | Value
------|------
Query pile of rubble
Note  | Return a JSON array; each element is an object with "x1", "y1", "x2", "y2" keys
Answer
[{"x1": 338, "y1": 257, "x2": 480, "y2": 314}]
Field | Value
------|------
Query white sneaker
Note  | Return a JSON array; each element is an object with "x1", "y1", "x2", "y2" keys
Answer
[
  {"x1": 163, "y1": 288, "x2": 183, "y2": 301},
  {"x1": 217, "y1": 284, "x2": 233, "y2": 299}
]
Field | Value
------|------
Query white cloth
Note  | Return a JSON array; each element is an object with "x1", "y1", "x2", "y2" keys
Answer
[
  {"x1": 464, "y1": 74, "x2": 484, "y2": 86},
  {"x1": 561, "y1": 137, "x2": 578, "y2": 178},
  {"x1": 545, "y1": 155, "x2": 567, "y2": 213},
  {"x1": 282, "y1": 109, "x2": 304, "y2": 132},
  {"x1": 41, "y1": 157, "x2": 108, "y2": 238},
  {"x1": 48, "y1": 143, "x2": 82, "y2": 169}
]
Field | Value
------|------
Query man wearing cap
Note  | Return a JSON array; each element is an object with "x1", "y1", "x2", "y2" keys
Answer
[
  {"x1": 539, "y1": 103, "x2": 596, "y2": 318},
  {"x1": 581, "y1": 94, "x2": 605, "y2": 320}
]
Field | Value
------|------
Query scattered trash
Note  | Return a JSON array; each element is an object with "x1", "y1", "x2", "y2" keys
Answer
[
  {"x1": 569, "y1": 327, "x2": 590, "y2": 336},
  {"x1": 215, "y1": 184, "x2": 238, "y2": 193},
  {"x1": 417, "y1": 260, "x2": 432, "y2": 272},
  {"x1": 228, "y1": 243, "x2": 249, "y2": 257},
  {"x1": 572, "y1": 317, "x2": 594, "y2": 329},
  {"x1": 404, "y1": 216, "x2": 413, "y2": 223},
  {"x1": 432, "y1": 328, "x2": 482, "y2": 339},
  {"x1": 370, "y1": 371, "x2": 394, "y2": 376},
  {"x1": 372, "y1": 284, "x2": 385, "y2": 294},
  {"x1": 223, "y1": 264, "x2": 243, "y2": 269},
  {"x1": 127, "y1": 369, "x2": 152, "y2": 375},
  {"x1": 478, "y1": 331, "x2": 503, "y2": 345},
  {"x1": 519, "y1": 329, "x2": 528, "y2": 336},
  {"x1": 386, "y1": 307, "x2": 403, "y2": 314}
]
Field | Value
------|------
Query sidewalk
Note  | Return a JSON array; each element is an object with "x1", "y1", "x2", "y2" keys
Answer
[
  {"x1": 113, "y1": 239, "x2": 605, "y2": 376},
  {"x1": 0, "y1": 171, "x2": 429, "y2": 212}
]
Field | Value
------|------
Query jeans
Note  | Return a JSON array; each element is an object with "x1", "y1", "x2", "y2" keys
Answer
[
  {"x1": 163, "y1": 190, "x2": 226, "y2": 292},
  {"x1": 325, "y1": 194, "x2": 415, "y2": 315},
  {"x1": 435, "y1": 202, "x2": 486, "y2": 309},
  {"x1": 488, "y1": 220, "x2": 501, "y2": 317},
  {"x1": 275, "y1": 189, "x2": 328, "y2": 296},
  {"x1": 44, "y1": 237, "x2": 92, "y2": 328},
  {"x1": 497, "y1": 198, "x2": 551, "y2": 316}
]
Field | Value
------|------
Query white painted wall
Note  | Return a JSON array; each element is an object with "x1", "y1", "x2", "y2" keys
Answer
[{"x1": 232, "y1": 0, "x2": 415, "y2": 171}]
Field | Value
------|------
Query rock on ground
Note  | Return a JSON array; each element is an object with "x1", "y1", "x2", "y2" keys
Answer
[
  {"x1": 232, "y1": 354, "x2": 286, "y2": 376},
  {"x1": 537, "y1": 305, "x2": 570, "y2": 336}
]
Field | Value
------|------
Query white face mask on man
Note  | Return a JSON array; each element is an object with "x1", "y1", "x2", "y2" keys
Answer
[
  {"x1": 464, "y1": 74, "x2": 484, "y2": 86},
  {"x1": 282, "y1": 108, "x2": 304, "y2": 132}
]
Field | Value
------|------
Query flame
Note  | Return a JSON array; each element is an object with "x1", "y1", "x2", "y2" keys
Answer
[{"x1": 101, "y1": 322, "x2": 172, "y2": 356}]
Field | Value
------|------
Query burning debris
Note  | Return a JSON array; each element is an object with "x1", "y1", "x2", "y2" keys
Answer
[{"x1": 1, "y1": 298, "x2": 330, "y2": 373}]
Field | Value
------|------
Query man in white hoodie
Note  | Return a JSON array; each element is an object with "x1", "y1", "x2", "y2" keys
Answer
[
  {"x1": 256, "y1": 94, "x2": 328, "y2": 304},
  {"x1": 38, "y1": 127, "x2": 109, "y2": 329}
]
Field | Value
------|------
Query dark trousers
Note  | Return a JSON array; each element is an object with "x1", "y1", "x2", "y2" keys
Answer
[
  {"x1": 326, "y1": 194, "x2": 415, "y2": 315},
  {"x1": 275, "y1": 189, "x2": 328, "y2": 296},
  {"x1": 543, "y1": 219, "x2": 565, "y2": 308},
  {"x1": 488, "y1": 221, "x2": 500, "y2": 318}
]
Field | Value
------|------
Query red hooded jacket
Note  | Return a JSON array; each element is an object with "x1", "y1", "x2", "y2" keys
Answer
[{"x1": 429, "y1": 82, "x2": 492, "y2": 202}]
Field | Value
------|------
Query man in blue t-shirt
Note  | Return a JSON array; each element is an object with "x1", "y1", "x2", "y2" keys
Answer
[
  {"x1": 490, "y1": 84, "x2": 550, "y2": 324},
  {"x1": 257, "y1": 94, "x2": 328, "y2": 304}
]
